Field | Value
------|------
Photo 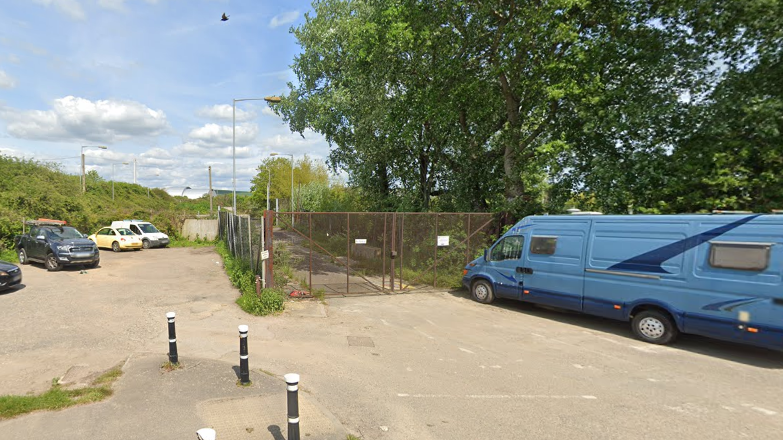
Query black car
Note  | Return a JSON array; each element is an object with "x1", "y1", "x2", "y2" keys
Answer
[{"x1": 0, "y1": 260, "x2": 22, "y2": 291}]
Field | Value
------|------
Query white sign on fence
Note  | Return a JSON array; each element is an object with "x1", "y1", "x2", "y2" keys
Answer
[
  {"x1": 437, "y1": 236, "x2": 450, "y2": 246},
  {"x1": 260, "y1": 250, "x2": 270, "y2": 260},
  {"x1": 355, "y1": 238, "x2": 367, "y2": 244}
]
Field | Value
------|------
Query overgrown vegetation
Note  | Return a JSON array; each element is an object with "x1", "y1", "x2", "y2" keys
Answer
[
  {"x1": 0, "y1": 155, "x2": 227, "y2": 257},
  {"x1": 0, "y1": 366, "x2": 123, "y2": 420},
  {"x1": 215, "y1": 241, "x2": 285, "y2": 316}
]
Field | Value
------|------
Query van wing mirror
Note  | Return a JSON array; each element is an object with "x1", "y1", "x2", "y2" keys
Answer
[{"x1": 483, "y1": 249, "x2": 488, "y2": 261}]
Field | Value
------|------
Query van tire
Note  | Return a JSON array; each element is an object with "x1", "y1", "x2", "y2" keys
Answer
[
  {"x1": 632, "y1": 310, "x2": 678, "y2": 345},
  {"x1": 471, "y1": 280, "x2": 495, "y2": 304},
  {"x1": 142, "y1": 239, "x2": 150, "y2": 249}
]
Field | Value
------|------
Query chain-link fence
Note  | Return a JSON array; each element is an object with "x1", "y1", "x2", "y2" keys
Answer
[
  {"x1": 219, "y1": 209, "x2": 501, "y2": 295},
  {"x1": 272, "y1": 212, "x2": 500, "y2": 295}
]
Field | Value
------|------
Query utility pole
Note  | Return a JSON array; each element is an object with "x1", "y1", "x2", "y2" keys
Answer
[{"x1": 209, "y1": 166, "x2": 213, "y2": 216}]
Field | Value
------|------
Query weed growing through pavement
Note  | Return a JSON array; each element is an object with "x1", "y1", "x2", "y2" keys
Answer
[{"x1": 0, "y1": 365, "x2": 123, "y2": 420}]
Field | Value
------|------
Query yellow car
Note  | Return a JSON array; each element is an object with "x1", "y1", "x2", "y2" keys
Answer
[{"x1": 88, "y1": 227, "x2": 143, "y2": 252}]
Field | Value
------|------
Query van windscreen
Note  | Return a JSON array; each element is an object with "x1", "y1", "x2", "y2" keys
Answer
[{"x1": 139, "y1": 223, "x2": 159, "y2": 233}]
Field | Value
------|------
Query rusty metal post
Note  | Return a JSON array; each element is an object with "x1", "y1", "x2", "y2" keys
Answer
[
  {"x1": 309, "y1": 213, "x2": 313, "y2": 292},
  {"x1": 466, "y1": 213, "x2": 472, "y2": 265},
  {"x1": 434, "y1": 213, "x2": 439, "y2": 288},
  {"x1": 400, "y1": 213, "x2": 405, "y2": 290},
  {"x1": 390, "y1": 213, "x2": 396, "y2": 291},
  {"x1": 346, "y1": 213, "x2": 351, "y2": 295},
  {"x1": 382, "y1": 213, "x2": 387, "y2": 291}
]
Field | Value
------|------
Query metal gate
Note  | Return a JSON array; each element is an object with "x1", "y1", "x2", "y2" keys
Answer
[{"x1": 265, "y1": 211, "x2": 499, "y2": 296}]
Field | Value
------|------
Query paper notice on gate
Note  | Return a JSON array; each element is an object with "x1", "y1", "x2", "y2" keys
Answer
[
  {"x1": 355, "y1": 239, "x2": 367, "y2": 244},
  {"x1": 261, "y1": 250, "x2": 270, "y2": 260},
  {"x1": 437, "y1": 236, "x2": 450, "y2": 246}
]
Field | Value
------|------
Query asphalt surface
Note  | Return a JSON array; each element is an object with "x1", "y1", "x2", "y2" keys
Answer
[{"x1": 1, "y1": 246, "x2": 782, "y2": 439}]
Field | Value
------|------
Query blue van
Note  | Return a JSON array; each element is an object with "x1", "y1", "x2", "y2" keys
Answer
[{"x1": 462, "y1": 212, "x2": 783, "y2": 350}]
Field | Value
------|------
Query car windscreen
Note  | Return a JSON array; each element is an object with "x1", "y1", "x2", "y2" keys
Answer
[
  {"x1": 117, "y1": 228, "x2": 136, "y2": 236},
  {"x1": 138, "y1": 223, "x2": 160, "y2": 233},
  {"x1": 48, "y1": 227, "x2": 84, "y2": 240}
]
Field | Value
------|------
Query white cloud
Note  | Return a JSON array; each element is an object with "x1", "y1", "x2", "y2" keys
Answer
[
  {"x1": 172, "y1": 142, "x2": 253, "y2": 159},
  {"x1": 196, "y1": 104, "x2": 256, "y2": 122},
  {"x1": 187, "y1": 123, "x2": 258, "y2": 148},
  {"x1": 0, "y1": 70, "x2": 17, "y2": 89},
  {"x1": 0, "y1": 96, "x2": 169, "y2": 143},
  {"x1": 8, "y1": 54, "x2": 20, "y2": 64},
  {"x1": 32, "y1": 0, "x2": 86, "y2": 20},
  {"x1": 97, "y1": 0, "x2": 126, "y2": 12},
  {"x1": 261, "y1": 107, "x2": 278, "y2": 117},
  {"x1": 269, "y1": 10, "x2": 299, "y2": 29}
]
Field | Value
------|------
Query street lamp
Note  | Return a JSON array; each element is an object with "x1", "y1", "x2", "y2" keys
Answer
[
  {"x1": 81, "y1": 145, "x2": 107, "y2": 193},
  {"x1": 270, "y1": 152, "x2": 294, "y2": 225},
  {"x1": 232, "y1": 95, "x2": 282, "y2": 213},
  {"x1": 111, "y1": 162, "x2": 130, "y2": 201},
  {"x1": 181, "y1": 186, "x2": 192, "y2": 197}
]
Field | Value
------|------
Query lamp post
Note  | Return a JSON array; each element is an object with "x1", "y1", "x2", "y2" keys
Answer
[
  {"x1": 111, "y1": 162, "x2": 129, "y2": 201},
  {"x1": 232, "y1": 95, "x2": 282, "y2": 214},
  {"x1": 181, "y1": 186, "x2": 192, "y2": 197},
  {"x1": 81, "y1": 145, "x2": 108, "y2": 193},
  {"x1": 270, "y1": 152, "x2": 294, "y2": 225}
]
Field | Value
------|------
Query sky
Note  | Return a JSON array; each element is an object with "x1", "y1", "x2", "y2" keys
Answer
[{"x1": 0, "y1": 0, "x2": 330, "y2": 198}]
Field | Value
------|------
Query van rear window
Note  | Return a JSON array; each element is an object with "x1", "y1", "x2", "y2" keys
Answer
[
  {"x1": 709, "y1": 241, "x2": 771, "y2": 271},
  {"x1": 530, "y1": 236, "x2": 557, "y2": 255}
]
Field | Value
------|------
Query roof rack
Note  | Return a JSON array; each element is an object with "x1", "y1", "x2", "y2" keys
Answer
[
  {"x1": 712, "y1": 210, "x2": 754, "y2": 214},
  {"x1": 567, "y1": 208, "x2": 603, "y2": 215},
  {"x1": 24, "y1": 218, "x2": 67, "y2": 226}
]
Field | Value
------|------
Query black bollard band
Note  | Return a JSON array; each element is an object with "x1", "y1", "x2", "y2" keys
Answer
[
  {"x1": 239, "y1": 325, "x2": 250, "y2": 384},
  {"x1": 285, "y1": 373, "x2": 300, "y2": 440},
  {"x1": 166, "y1": 312, "x2": 178, "y2": 364}
]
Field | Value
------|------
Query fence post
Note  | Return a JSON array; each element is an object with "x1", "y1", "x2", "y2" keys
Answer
[
  {"x1": 346, "y1": 213, "x2": 350, "y2": 295},
  {"x1": 434, "y1": 213, "x2": 439, "y2": 288},
  {"x1": 166, "y1": 312, "x2": 178, "y2": 365},
  {"x1": 238, "y1": 325, "x2": 250, "y2": 385},
  {"x1": 285, "y1": 373, "x2": 301, "y2": 440}
]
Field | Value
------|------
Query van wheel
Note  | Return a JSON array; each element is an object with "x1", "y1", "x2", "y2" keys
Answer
[
  {"x1": 142, "y1": 239, "x2": 150, "y2": 249},
  {"x1": 471, "y1": 280, "x2": 495, "y2": 304},
  {"x1": 45, "y1": 253, "x2": 63, "y2": 272},
  {"x1": 632, "y1": 310, "x2": 678, "y2": 345}
]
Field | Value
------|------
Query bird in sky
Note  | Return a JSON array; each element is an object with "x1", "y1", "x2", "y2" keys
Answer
[{"x1": 221, "y1": 13, "x2": 229, "y2": 21}]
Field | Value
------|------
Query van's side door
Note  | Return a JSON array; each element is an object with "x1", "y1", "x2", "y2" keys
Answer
[
  {"x1": 485, "y1": 235, "x2": 526, "y2": 299},
  {"x1": 519, "y1": 221, "x2": 589, "y2": 311}
]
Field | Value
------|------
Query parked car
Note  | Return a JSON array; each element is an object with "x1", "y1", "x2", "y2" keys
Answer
[
  {"x1": 110, "y1": 220, "x2": 169, "y2": 249},
  {"x1": 14, "y1": 219, "x2": 100, "y2": 271},
  {"x1": 0, "y1": 260, "x2": 22, "y2": 291},
  {"x1": 88, "y1": 227, "x2": 143, "y2": 252}
]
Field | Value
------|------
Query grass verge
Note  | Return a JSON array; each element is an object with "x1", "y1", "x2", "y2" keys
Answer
[
  {"x1": 215, "y1": 240, "x2": 286, "y2": 316},
  {"x1": 168, "y1": 236, "x2": 217, "y2": 248},
  {"x1": 0, "y1": 366, "x2": 123, "y2": 420}
]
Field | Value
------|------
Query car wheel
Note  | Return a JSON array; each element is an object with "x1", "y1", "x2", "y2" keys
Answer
[
  {"x1": 18, "y1": 248, "x2": 30, "y2": 265},
  {"x1": 112, "y1": 241, "x2": 121, "y2": 252},
  {"x1": 471, "y1": 279, "x2": 495, "y2": 304},
  {"x1": 45, "y1": 253, "x2": 63, "y2": 272},
  {"x1": 86, "y1": 259, "x2": 100, "y2": 269},
  {"x1": 632, "y1": 310, "x2": 679, "y2": 345},
  {"x1": 142, "y1": 239, "x2": 150, "y2": 249}
]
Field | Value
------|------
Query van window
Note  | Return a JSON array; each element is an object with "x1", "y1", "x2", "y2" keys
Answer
[
  {"x1": 530, "y1": 236, "x2": 557, "y2": 255},
  {"x1": 709, "y1": 241, "x2": 771, "y2": 271},
  {"x1": 131, "y1": 225, "x2": 141, "y2": 234},
  {"x1": 490, "y1": 236, "x2": 525, "y2": 261}
]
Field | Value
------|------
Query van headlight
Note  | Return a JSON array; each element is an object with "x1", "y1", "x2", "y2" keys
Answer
[{"x1": 56, "y1": 246, "x2": 71, "y2": 252}]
